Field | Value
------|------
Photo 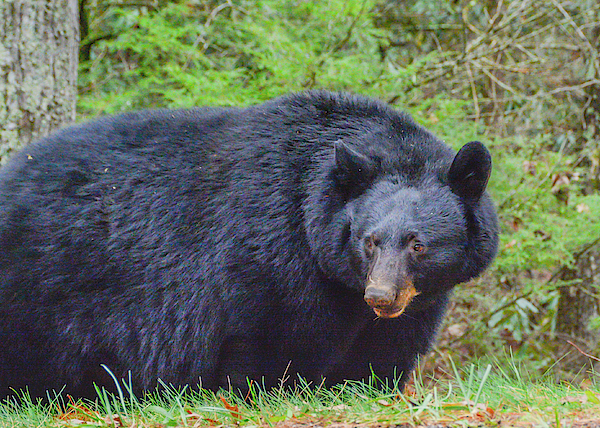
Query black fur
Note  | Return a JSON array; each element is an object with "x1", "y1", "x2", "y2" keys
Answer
[{"x1": 0, "y1": 91, "x2": 498, "y2": 398}]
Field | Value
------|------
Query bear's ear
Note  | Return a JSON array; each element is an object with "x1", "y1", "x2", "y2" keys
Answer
[
  {"x1": 334, "y1": 140, "x2": 375, "y2": 185},
  {"x1": 448, "y1": 141, "x2": 492, "y2": 201}
]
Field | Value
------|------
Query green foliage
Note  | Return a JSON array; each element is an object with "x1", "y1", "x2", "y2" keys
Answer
[
  {"x1": 492, "y1": 134, "x2": 600, "y2": 275},
  {"x1": 79, "y1": 0, "x2": 418, "y2": 114}
]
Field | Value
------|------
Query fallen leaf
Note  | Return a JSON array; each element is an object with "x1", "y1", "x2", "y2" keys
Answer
[
  {"x1": 103, "y1": 414, "x2": 124, "y2": 427},
  {"x1": 522, "y1": 160, "x2": 537, "y2": 175},
  {"x1": 219, "y1": 394, "x2": 241, "y2": 420},
  {"x1": 552, "y1": 172, "x2": 571, "y2": 188},
  {"x1": 330, "y1": 404, "x2": 350, "y2": 411},
  {"x1": 447, "y1": 323, "x2": 466, "y2": 338},
  {"x1": 533, "y1": 229, "x2": 551, "y2": 241},
  {"x1": 577, "y1": 203, "x2": 590, "y2": 213},
  {"x1": 561, "y1": 394, "x2": 587, "y2": 404},
  {"x1": 511, "y1": 216, "x2": 524, "y2": 231}
]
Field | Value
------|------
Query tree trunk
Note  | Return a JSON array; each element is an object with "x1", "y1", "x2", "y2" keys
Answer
[
  {"x1": 0, "y1": 0, "x2": 79, "y2": 163},
  {"x1": 556, "y1": 245, "x2": 600, "y2": 356},
  {"x1": 555, "y1": 13, "x2": 600, "y2": 373}
]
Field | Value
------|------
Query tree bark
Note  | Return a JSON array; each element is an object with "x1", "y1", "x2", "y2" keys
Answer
[
  {"x1": 557, "y1": 245, "x2": 600, "y2": 337},
  {"x1": 0, "y1": 0, "x2": 79, "y2": 163},
  {"x1": 556, "y1": 244, "x2": 600, "y2": 374},
  {"x1": 555, "y1": 12, "x2": 600, "y2": 372}
]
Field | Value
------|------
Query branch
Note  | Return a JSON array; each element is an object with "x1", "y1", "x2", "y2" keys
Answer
[
  {"x1": 567, "y1": 340, "x2": 600, "y2": 362},
  {"x1": 329, "y1": 0, "x2": 369, "y2": 56},
  {"x1": 549, "y1": 79, "x2": 600, "y2": 95}
]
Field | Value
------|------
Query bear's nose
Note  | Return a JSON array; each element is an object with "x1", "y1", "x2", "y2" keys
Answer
[{"x1": 364, "y1": 285, "x2": 396, "y2": 308}]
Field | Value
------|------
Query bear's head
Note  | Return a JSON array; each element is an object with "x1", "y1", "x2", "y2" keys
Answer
[{"x1": 304, "y1": 138, "x2": 499, "y2": 318}]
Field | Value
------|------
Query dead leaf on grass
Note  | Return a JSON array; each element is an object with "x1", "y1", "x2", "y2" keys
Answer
[
  {"x1": 329, "y1": 404, "x2": 350, "y2": 411},
  {"x1": 102, "y1": 414, "x2": 125, "y2": 427},
  {"x1": 562, "y1": 394, "x2": 589, "y2": 404},
  {"x1": 219, "y1": 394, "x2": 241, "y2": 420},
  {"x1": 447, "y1": 323, "x2": 466, "y2": 338}
]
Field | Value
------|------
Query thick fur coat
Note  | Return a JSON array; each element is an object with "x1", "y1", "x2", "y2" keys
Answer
[{"x1": 0, "y1": 91, "x2": 498, "y2": 397}]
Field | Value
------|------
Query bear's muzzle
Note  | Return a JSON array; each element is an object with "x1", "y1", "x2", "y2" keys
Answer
[{"x1": 363, "y1": 247, "x2": 419, "y2": 318}]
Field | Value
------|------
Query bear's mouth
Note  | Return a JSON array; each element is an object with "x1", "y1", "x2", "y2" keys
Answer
[{"x1": 367, "y1": 284, "x2": 419, "y2": 319}]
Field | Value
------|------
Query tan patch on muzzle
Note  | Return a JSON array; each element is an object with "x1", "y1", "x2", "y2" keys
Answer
[
  {"x1": 374, "y1": 284, "x2": 418, "y2": 318},
  {"x1": 365, "y1": 279, "x2": 419, "y2": 319}
]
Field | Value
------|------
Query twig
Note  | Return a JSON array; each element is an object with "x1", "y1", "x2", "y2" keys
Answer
[
  {"x1": 466, "y1": 63, "x2": 480, "y2": 121},
  {"x1": 474, "y1": 62, "x2": 518, "y2": 94},
  {"x1": 328, "y1": 0, "x2": 369, "y2": 56},
  {"x1": 183, "y1": 0, "x2": 234, "y2": 70},
  {"x1": 549, "y1": 79, "x2": 600, "y2": 95},
  {"x1": 551, "y1": 0, "x2": 595, "y2": 51},
  {"x1": 567, "y1": 340, "x2": 600, "y2": 362}
]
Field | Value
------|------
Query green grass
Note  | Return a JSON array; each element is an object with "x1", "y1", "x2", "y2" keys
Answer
[{"x1": 2, "y1": 360, "x2": 599, "y2": 427}]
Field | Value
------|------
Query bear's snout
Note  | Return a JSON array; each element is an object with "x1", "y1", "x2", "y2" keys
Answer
[
  {"x1": 364, "y1": 280, "x2": 419, "y2": 319},
  {"x1": 364, "y1": 284, "x2": 397, "y2": 309}
]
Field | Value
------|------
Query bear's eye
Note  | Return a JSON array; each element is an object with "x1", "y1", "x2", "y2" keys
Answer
[
  {"x1": 364, "y1": 236, "x2": 378, "y2": 255},
  {"x1": 410, "y1": 240, "x2": 427, "y2": 254}
]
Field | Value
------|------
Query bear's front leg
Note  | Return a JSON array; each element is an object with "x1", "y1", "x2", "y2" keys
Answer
[{"x1": 325, "y1": 293, "x2": 450, "y2": 389}]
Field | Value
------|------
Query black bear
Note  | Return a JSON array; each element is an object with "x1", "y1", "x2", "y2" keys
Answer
[{"x1": 0, "y1": 91, "x2": 498, "y2": 398}]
